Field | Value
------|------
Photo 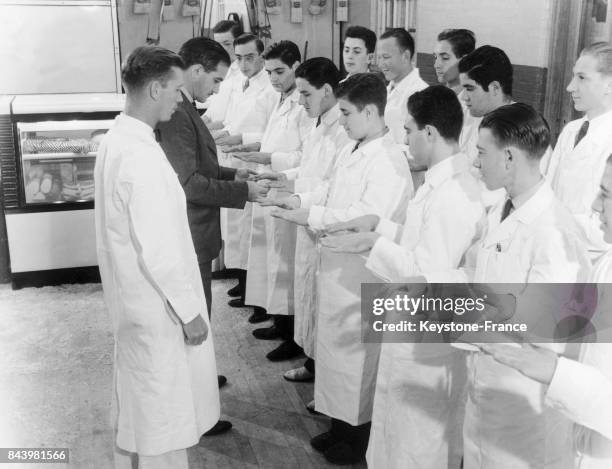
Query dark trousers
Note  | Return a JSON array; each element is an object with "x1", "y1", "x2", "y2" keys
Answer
[
  {"x1": 273, "y1": 315, "x2": 295, "y2": 341},
  {"x1": 330, "y1": 418, "x2": 371, "y2": 455},
  {"x1": 304, "y1": 358, "x2": 315, "y2": 375},
  {"x1": 198, "y1": 260, "x2": 212, "y2": 319}
]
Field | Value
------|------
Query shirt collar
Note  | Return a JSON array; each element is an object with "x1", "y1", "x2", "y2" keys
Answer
[
  {"x1": 320, "y1": 103, "x2": 341, "y2": 127},
  {"x1": 585, "y1": 108, "x2": 612, "y2": 129},
  {"x1": 247, "y1": 67, "x2": 269, "y2": 87},
  {"x1": 389, "y1": 68, "x2": 421, "y2": 92},
  {"x1": 424, "y1": 153, "x2": 470, "y2": 188},
  {"x1": 116, "y1": 113, "x2": 156, "y2": 140},
  {"x1": 505, "y1": 179, "x2": 552, "y2": 224}
]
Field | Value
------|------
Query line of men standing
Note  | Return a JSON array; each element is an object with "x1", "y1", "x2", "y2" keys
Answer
[{"x1": 94, "y1": 18, "x2": 612, "y2": 469}]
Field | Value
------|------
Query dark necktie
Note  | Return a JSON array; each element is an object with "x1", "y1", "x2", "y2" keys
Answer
[
  {"x1": 316, "y1": 116, "x2": 322, "y2": 127},
  {"x1": 500, "y1": 198, "x2": 514, "y2": 222},
  {"x1": 574, "y1": 120, "x2": 589, "y2": 148},
  {"x1": 351, "y1": 142, "x2": 360, "y2": 153},
  {"x1": 191, "y1": 100, "x2": 197, "y2": 109},
  {"x1": 242, "y1": 79, "x2": 250, "y2": 92}
]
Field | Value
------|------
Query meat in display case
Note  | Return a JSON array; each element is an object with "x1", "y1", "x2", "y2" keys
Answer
[{"x1": 18, "y1": 120, "x2": 112, "y2": 204}]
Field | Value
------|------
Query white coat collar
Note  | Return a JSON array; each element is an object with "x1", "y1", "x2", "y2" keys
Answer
[
  {"x1": 116, "y1": 113, "x2": 156, "y2": 141},
  {"x1": 388, "y1": 68, "x2": 423, "y2": 95},
  {"x1": 246, "y1": 67, "x2": 269, "y2": 90},
  {"x1": 424, "y1": 153, "x2": 470, "y2": 189},
  {"x1": 345, "y1": 131, "x2": 394, "y2": 167},
  {"x1": 320, "y1": 103, "x2": 341, "y2": 127},
  {"x1": 275, "y1": 87, "x2": 299, "y2": 116},
  {"x1": 492, "y1": 180, "x2": 554, "y2": 226},
  {"x1": 583, "y1": 107, "x2": 612, "y2": 130}
]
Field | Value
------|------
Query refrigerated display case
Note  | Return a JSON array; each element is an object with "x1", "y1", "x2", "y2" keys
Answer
[{"x1": 1, "y1": 94, "x2": 124, "y2": 287}]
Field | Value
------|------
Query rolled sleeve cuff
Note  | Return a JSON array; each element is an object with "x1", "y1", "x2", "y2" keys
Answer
[
  {"x1": 242, "y1": 132, "x2": 261, "y2": 145},
  {"x1": 271, "y1": 152, "x2": 297, "y2": 171},
  {"x1": 375, "y1": 218, "x2": 399, "y2": 241},
  {"x1": 365, "y1": 237, "x2": 396, "y2": 282},
  {"x1": 545, "y1": 357, "x2": 581, "y2": 411},
  {"x1": 307, "y1": 205, "x2": 326, "y2": 230},
  {"x1": 297, "y1": 192, "x2": 313, "y2": 209},
  {"x1": 167, "y1": 291, "x2": 202, "y2": 324}
]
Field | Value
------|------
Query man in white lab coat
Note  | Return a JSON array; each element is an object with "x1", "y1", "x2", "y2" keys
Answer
[
  {"x1": 253, "y1": 58, "x2": 351, "y2": 399},
  {"x1": 424, "y1": 104, "x2": 591, "y2": 469},
  {"x1": 234, "y1": 40, "x2": 313, "y2": 361},
  {"x1": 202, "y1": 19, "x2": 244, "y2": 126},
  {"x1": 321, "y1": 85, "x2": 486, "y2": 469},
  {"x1": 343, "y1": 26, "x2": 377, "y2": 77},
  {"x1": 546, "y1": 42, "x2": 612, "y2": 261},
  {"x1": 482, "y1": 153, "x2": 612, "y2": 469},
  {"x1": 94, "y1": 46, "x2": 220, "y2": 469},
  {"x1": 377, "y1": 28, "x2": 428, "y2": 176},
  {"x1": 272, "y1": 73, "x2": 413, "y2": 465},
  {"x1": 213, "y1": 33, "x2": 276, "y2": 321}
]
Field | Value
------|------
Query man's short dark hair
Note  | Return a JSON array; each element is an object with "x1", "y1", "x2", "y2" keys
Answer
[
  {"x1": 479, "y1": 103, "x2": 550, "y2": 160},
  {"x1": 212, "y1": 19, "x2": 243, "y2": 38},
  {"x1": 335, "y1": 73, "x2": 387, "y2": 116},
  {"x1": 233, "y1": 33, "x2": 264, "y2": 54},
  {"x1": 380, "y1": 28, "x2": 415, "y2": 58},
  {"x1": 121, "y1": 45, "x2": 184, "y2": 91},
  {"x1": 458, "y1": 45, "x2": 513, "y2": 96},
  {"x1": 179, "y1": 37, "x2": 230, "y2": 72},
  {"x1": 437, "y1": 29, "x2": 476, "y2": 58},
  {"x1": 295, "y1": 57, "x2": 341, "y2": 90},
  {"x1": 408, "y1": 85, "x2": 464, "y2": 142},
  {"x1": 344, "y1": 26, "x2": 377, "y2": 53},
  {"x1": 262, "y1": 40, "x2": 301, "y2": 67}
]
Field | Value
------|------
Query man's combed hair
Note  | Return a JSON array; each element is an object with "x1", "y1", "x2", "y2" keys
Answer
[
  {"x1": 458, "y1": 45, "x2": 514, "y2": 96},
  {"x1": 437, "y1": 29, "x2": 476, "y2": 58},
  {"x1": 380, "y1": 28, "x2": 415, "y2": 58},
  {"x1": 408, "y1": 85, "x2": 464, "y2": 142},
  {"x1": 580, "y1": 41, "x2": 612, "y2": 76},
  {"x1": 345, "y1": 25, "x2": 377, "y2": 53},
  {"x1": 179, "y1": 37, "x2": 231, "y2": 72},
  {"x1": 335, "y1": 73, "x2": 387, "y2": 116},
  {"x1": 212, "y1": 19, "x2": 244, "y2": 38},
  {"x1": 479, "y1": 103, "x2": 551, "y2": 160},
  {"x1": 121, "y1": 45, "x2": 184, "y2": 91},
  {"x1": 233, "y1": 33, "x2": 265, "y2": 54},
  {"x1": 262, "y1": 40, "x2": 301, "y2": 67},
  {"x1": 295, "y1": 58, "x2": 341, "y2": 90}
]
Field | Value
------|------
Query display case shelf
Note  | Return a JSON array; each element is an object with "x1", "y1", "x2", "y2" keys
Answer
[{"x1": 22, "y1": 152, "x2": 97, "y2": 161}]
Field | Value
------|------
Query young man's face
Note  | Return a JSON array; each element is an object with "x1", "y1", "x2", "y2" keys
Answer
[
  {"x1": 214, "y1": 31, "x2": 236, "y2": 62},
  {"x1": 297, "y1": 77, "x2": 327, "y2": 118},
  {"x1": 433, "y1": 40, "x2": 460, "y2": 85},
  {"x1": 377, "y1": 37, "x2": 411, "y2": 82},
  {"x1": 338, "y1": 98, "x2": 369, "y2": 141},
  {"x1": 474, "y1": 128, "x2": 510, "y2": 190},
  {"x1": 460, "y1": 73, "x2": 498, "y2": 117},
  {"x1": 403, "y1": 113, "x2": 429, "y2": 167},
  {"x1": 567, "y1": 54, "x2": 612, "y2": 115},
  {"x1": 265, "y1": 58, "x2": 296, "y2": 94},
  {"x1": 156, "y1": 66, "x2": 184, "y2": 122},
  {"x1": 592, "y1": 163, "x2": 612, "y2": 243},
  {"x1": 192, "y1": 63, "x2": 229, "y2": 102},
  {"x1": 235, "y1": 41, "x2": 264, "y2": 78},
  {"x1": 343, "y1": 37, "x2": 371, "y2": 75}
]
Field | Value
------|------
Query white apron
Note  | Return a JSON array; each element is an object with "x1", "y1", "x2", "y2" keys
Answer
[{"x1": 95, "y1": 115, "x2": 219, "y2": 456}]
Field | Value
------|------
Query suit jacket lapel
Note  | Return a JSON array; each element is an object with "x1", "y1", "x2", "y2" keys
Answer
[{"x1": 180, "y1": 92, "x2": 218, "y2": 160}]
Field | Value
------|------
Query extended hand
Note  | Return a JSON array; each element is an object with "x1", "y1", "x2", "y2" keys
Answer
[
  {"x1": 271, "y1": 208, "x2": 310, "y2": 225},
  {"x1": 235, "y1": 168, "x2": 258, "y2": 182},
  {"x1": 326, "y1": 214, "x2": 380, "y2": 234},
  {"x1": 478, "y1": 343, "x2": 559, "y2": 385},
  {"x1": 257, "y1": 195, "x2": 300, "y2": 209},
  {"x1": 251, "y1": 171, "x2": 288, "y2": 182},
  {"x1": 246, "y1": 181, "x2": 270, "y2": 202},
  {"x1": 233, "y1": 152, "x2": 272, "y2": 165},
  {"x1": 182, "y1": 314, "x2": 209, "y2": 346},
  {"x1": 211, "y1": 129, "x2": 228, "y2": 140},
  {"x1": 320, "y1": 231, "x2": 379, "y2": 253},
  {"x1": 217, "y1": 134, "x2": 242, "y2": 146}
]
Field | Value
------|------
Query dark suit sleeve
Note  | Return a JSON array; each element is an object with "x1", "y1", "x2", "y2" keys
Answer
[
  {"x1": 158, "y1": 108, "x2": 248, "y2": 209},
  {"x1": 219, "y1": 165, "x2": 237, "y2": 181}
]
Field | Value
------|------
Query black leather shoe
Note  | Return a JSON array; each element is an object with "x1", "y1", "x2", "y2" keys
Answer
[
  {"x1": 218, "y1": 375, "x2": 227, "y2": 388},
  {"x1": 227, "y1": 283, "x2": 242, "y2": 297},
  {"x1": 266, "y1": 340, "x2": 303, "y2": 361},
  {"x1": 202, "y1": 420, "x2": 233, "y2": 437},
  {"x1": 310, "y1": 431, "x2": 339, "y2": 453},
  {"x1": 248, "y1": 307, "x2": 271, "y2": 324},
  {"x1": 253, "y1": 325, "x2": 281, "y2": 340},
  {"x1": 324, "y1": 441, "x2": 365, "y2": 465},
  {"x1": 228, "y1": 298, "x2": 245, "y2": 308}
]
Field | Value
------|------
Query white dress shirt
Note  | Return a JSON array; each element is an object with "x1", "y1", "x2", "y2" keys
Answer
[{"x1": 203, "y1": 60, "x2": 241, "y2": 123}]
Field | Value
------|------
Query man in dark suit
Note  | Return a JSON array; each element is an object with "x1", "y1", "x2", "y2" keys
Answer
[{"x1": 156, "y1": 37, "x2": 268, "y2": 436}]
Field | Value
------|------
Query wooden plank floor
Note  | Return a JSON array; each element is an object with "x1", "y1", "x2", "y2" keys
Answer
[{"x1": 0, "y1": 279, "x2": 367, "y2": 469}]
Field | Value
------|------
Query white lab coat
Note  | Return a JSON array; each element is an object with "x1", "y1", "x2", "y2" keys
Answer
[
  {"x1": 244, "y1": 89, "x2": 314, "y2": 312},
  {"x1": 365, "y1": 153, "x2": 485, "y2": 469},
  {"x1": 203, "y1": 60, "x2": 241, "y2": 123},
  {"x1": 545, "y1": 249, "x2": 612, "y2": 469},
  {"x1": 285, "y1": 104, "x2": 351, "y2": 357},
  {"x1": 427, "y1": 181, "x2": 591, "y2": 469},
  {"x1": 546, "y1": 109, "x2": 612, "y2": 260},
  {"x1": 218, "y1": 69, "x2": 276, "y2": 269},
  {"x1": 299, "y1": 133, "x2": 413, "y2": 425},
  {"x1": 94, "y1": 114, "x2": 219, "y2": 456}
]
